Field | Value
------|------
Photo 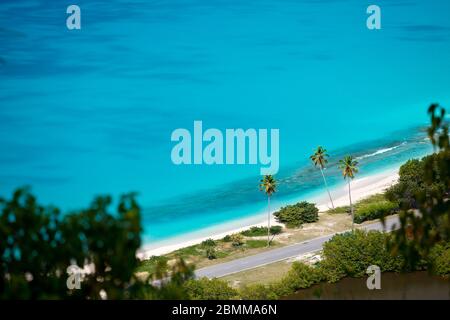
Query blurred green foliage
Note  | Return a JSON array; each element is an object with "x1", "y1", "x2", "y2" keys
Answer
[
  {"x1": 386, "y1": 104, "x2": 450, "y2": 269},
  {"x1": 385, "y1": 155, "x2": 446, "y2": 209},
  {"x1": 0, "y1": 189, "x2": 194, "y2": 299}
]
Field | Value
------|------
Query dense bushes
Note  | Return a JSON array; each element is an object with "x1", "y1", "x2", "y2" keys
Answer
[
  {"x1": 276, "y1": 262, "x2": 323, "y2": 294},
  {"x1": 184, "y1": 278, "x2": 238, "y2": 300},
  {"x1": 327, "y1": 194, "x2": 398, "y2": 223},
  {"x1": 241, "y1": 226, "x2": 282, "y2": 237},
  {"x1": 201, "y1": 239, "x2": 217, "y2": 260},
  {"x1": 428, "y1": 243, "x2": 450, "y2": 276},
  {"x1": 230, "y1": 233, "x2": 244, "y2": 247},
  {"x1": 274, "y1": 201, "x2": 319, "y2": 228},
  {"x1": 239, "y1": 283, "x2": 279, "y2": 300},
  {"x1": 201, "y1": 238, "x2": 216, "y2": 247},
  {"x1": 385, "y1": 155, "x2": 447, "y2": 209},
  {"x1": 320, "y1": 230, "x2": 405, "y2": 282},
  {"x1": 353, "y1": 194, "x2": 398, "y2": 223}
]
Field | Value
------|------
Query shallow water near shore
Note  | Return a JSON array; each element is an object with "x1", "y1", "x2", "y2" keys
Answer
[{"x1": 286, "y1": 272, "x2": 450, "y2": 300}]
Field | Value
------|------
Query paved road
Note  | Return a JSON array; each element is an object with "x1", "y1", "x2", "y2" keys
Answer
[{"x1": 195, "y1": 216, "x2": 399, "y2": 279}]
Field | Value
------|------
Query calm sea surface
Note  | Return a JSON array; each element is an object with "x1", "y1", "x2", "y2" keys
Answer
[{"x1": 0, "y1": 0, "x2": 449, "y2": 242}]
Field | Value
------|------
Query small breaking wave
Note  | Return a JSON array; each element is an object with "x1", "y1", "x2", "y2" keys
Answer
[{"x1": 356, "y1": 142, "x2": 407, "y2": 160}]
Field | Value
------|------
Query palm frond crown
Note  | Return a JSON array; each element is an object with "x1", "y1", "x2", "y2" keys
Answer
[
  {"x1": 310, "y1": 146, "x2": 329, "y2": 169},
  {"x1": 339, "y1": 155, "x2": 359, "y2": 179},
  {"x1": 260, "y1": 175, "x2": 277, "y2": 196}
]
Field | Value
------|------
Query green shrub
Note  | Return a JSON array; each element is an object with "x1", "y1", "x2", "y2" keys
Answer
[
  {"x1": 230, "y1": 233, "x2": 244, "y2": 247},
  {"x1": 239, "y1": 284, "x2": 279, "y2": 300},
  {"x1": 327, "y1": 194, "x2": 397, "y2": 222},
  {"x1": 241, "y1": 226, "x2": 283, "y2": 237},
  {"x1": 201, "y1": 238, "x2": 216, "y2": 248},
  {"x1": 184, "y1": 278, "x2": 237, "y2": 300},
  {"x1": 270, "y1": 225, "x2": 283, "y2": 235},
  {"x1": 428, "y1": 243, "x2": 450, "y2": 276},
  {"x1": 274, "y1": 201, "x2": 319, "y2": 228},
  {"x1": 385, "y1": 155, "x2": 447, "y2": 209},
  {"x1": 319, "y1": 230, "x2": 404, "y2": 282},
  {"x1": 239, "y1": 262, "x2": 323, "y2": 299},
  {"x1": 222, "y1": 235, "x2": 232, "y2": 242},
  {"x1": 205, "y1": 247, "x2": 217, "y2": 260},
  {"x1": 354, "y1": 200, "x2": 398, "y2": 223},
  {"x1": 277, "y1": 262, "x2": 323, "y2": 293}
]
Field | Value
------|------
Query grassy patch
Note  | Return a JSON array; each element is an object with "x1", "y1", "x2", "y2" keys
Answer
[
  {"x1": 245, "y1": 239, "x2": 270, "y2": 249},
  {"x1": 326, "y1": 206, "x2": 350, "y2": 214},
  {"x1": 172, "y1": 245, "x2": 203, "y2": 258}
]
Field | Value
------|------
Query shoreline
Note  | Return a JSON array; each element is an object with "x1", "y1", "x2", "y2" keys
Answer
[{"x1": 137, "y1": 166, "x2": 400, "y2": 259}]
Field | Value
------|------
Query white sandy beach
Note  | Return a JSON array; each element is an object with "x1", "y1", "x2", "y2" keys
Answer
[{"x1": 137, "y1": 167, "x2": 400, "y2": 259}]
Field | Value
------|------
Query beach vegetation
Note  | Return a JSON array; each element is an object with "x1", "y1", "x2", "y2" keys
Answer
[
  {"x1": 222, "y1": 234, "x2": 232, "y2": 242},
  {"x1": 244, "y1": 239, "x2": 271, "y2": 249},
  {"x1": 230, "y1": 233, "x2": 245, "y2": 247},
  {"x1": 274, "y1": 201, "x2": 319, "y2": 228},
  {"x1": 241, "y1": 226, "x2": 282, "y2": 237},
  {"x1": 353, "y1": 193, "x2": 398, "y2": 223},
  {"x1": 200, "y1": 238, "x2": 218, "y2": 259},
  {"x1": 205, "y1": 246, "x2": 217, "y2": 260},
  {"x1": 326, "y1": 194, "x2": 398, "y2": 223},
  {"x1": 201, "y1": 238, "x2": 216, "y2": 248},
  {"x1": 326, "y1": 205, "x2": 350, "y2": 214},
  {"x1": 172, "y1": 245, "x2": 204, "y2": 258},
  {"x1": 385, "y1": 155, "x2": 447, "y2": 209}
]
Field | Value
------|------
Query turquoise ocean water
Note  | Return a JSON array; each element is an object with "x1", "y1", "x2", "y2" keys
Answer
[{"x1": 0, "y1": 0, "x2": 449, "y2": 244}]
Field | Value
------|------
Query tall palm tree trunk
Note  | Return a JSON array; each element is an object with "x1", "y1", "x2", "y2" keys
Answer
[
  {"x1": 348, "y1": 180, "x2": 354, "y2": 231},
  {"x1": 320, "y1": 167, "x2": 335, "y2": 209},
  {"x1": 267, "y1": 196, "x2": 271, "y2": 246}
]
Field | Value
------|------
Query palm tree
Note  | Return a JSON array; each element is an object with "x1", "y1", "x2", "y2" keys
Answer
[
  {"x1": 259, "y1": 175, "x2": 277, "y2": 246},
  {"x1": 310, "y1": 146, "x2": 335, "y2": 209},
  {"x1": 338, "y1": 155, "x2": 359, "y2": 230}
]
